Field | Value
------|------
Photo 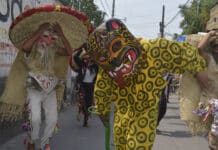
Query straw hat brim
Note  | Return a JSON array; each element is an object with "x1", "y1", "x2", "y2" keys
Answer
[{"x1": 9, "y1": 5, "x2": 93, "y2": 51}]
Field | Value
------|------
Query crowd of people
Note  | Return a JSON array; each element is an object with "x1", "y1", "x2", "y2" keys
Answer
[{"x1": 0, "y1": 4, "x2": 217, "y2": 150}]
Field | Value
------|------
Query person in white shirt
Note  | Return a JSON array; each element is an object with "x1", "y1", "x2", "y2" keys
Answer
[{"x1": 71, "y1": 45, "x2": 99, "y2": 127}]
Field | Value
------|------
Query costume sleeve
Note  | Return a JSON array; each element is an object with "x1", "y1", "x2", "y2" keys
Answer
[
  {"x1": 93, "y1": 68, "x2": 112, "y2": 116},
  {"x1": 142, "y1": 38, "x2": 207, "y2": 74},
  {"x1": 69, "y1": 49, "x2": 84, "y2": 71}
]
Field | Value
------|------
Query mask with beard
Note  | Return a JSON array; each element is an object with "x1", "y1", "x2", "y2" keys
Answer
[{"x1": 26, "y1": 30, "x2": 59, "y2": 76}]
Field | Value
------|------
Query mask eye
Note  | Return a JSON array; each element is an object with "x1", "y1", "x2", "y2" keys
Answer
[
  {"x1": 112, "y1": 40, "x2": 122, "y2": 52},
  {"x1": 42, "y1": 31, "x2": 50, "y2": 37},
  {"x1": 51, "y1": 37, "x2": 57, "y2": 41},
  {"x1": 43, "y1": 34, "x2": 49, "y2": 38}
]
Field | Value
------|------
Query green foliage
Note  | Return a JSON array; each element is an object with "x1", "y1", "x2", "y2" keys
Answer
[
  {"x1": 59, "y1": 0, "x2": 72, "y2": 6},
  {"x1": 179, "y1": 0, "x2": 218, "y2": 34},
  {"x1": 59, "y1": 0, "x2": 106, "y2": 28}
]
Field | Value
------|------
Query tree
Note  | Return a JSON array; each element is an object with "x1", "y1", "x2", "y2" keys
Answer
[
  {"x1": 179, "y1": 0, "x2": 218, "y2": 34},
  {"x1": 59, "y1": 0, "x2": 106, "y2": 28}
]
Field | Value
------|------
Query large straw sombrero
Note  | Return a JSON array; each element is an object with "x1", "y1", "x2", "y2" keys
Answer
[{"x1": 9, "y1": 5, "x2": 94, "y2": 51}]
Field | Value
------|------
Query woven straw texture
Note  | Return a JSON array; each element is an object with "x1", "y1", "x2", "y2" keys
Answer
[{"x1": 9, "y1": 5, "x2": 93, "y2": 51}]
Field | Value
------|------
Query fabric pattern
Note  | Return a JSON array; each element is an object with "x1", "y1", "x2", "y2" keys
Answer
[{"x1": 88, "y1": 21, "x2": 206, "y2": 149}]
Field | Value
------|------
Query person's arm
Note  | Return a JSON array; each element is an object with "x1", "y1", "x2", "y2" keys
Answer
[
  {"x1": 143, "y1": 38, "x2": 210, "y2": 90},
  {"x1": 52, "y1": 22, "x2": 72, "y2": 56},
  {"x1": 69, "y1": 49, "x2": 86, "y2": 71},
  {"x1": 198, "y1": 31, "x2": 217, "y2": 63},
  {"x1": 196, "y1": 31, "x2": 216, "y2": 90},
  {"x1": 198, "y1": 31, "x2": 216, "y2": 50},
  {"x1": 195, "y1": 70, "x2": 209, "y2": 90},
  {"x1": 22, "y1": 23, "x2": 50, "y2": 54},
  {"x1": 143, "y1": 38, "x2": 207, "y2": 75}
]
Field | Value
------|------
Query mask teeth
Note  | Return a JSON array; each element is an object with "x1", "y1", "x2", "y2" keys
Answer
[
  {"x1": 114, "y1": 63, "x2": 124, "y2": 72},
  {"x1": 108, "y1": 71, "x2": 115, "y2": 77},
  {"x1": 127, "y1": 54, "x2": 133, "y2": 62},
  {"x1": 113, "y1": 72, "x2": 117, "y2": 77}
]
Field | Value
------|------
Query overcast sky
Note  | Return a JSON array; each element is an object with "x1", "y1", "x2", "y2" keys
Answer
[{"x1": 94, "y1": 0, "x2": 190, "y2": 39}]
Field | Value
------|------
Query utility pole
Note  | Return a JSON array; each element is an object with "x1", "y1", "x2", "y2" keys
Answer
[
  {"x1": 159, "y1": 5, "x2": 165, "y2": 38},
  {"x1": 197, "y1": 0, "x2": 200, "y2": 16},
  {"x1": 112, "y1": 0, "x2": 115, "y2": 17}
]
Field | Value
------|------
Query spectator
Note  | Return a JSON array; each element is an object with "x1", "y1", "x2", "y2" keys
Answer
[{"x1": 70, "y1": 45, "x2": 99, "y2": 127}]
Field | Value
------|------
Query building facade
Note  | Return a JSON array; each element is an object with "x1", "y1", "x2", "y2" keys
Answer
[{"x1": 206, "y1": 3, "x2": 218, "y2": 31}]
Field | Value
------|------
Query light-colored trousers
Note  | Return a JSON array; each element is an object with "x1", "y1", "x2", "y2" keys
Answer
[{"x1": 26, "y1": 88, "x2": 57, "y2": 148}]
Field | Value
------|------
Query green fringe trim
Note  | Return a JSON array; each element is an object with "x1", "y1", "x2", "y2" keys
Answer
[{"x1": 0, "y1": 102, "x2": 24, "y2": 125}]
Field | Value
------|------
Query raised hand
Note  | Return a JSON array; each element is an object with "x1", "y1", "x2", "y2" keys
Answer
[
  {"x1": 51, "y1": 22, "x2": 64, "y2": 36},
  {"x1": 38, "y1": 22, "x2": 50, "y2": 32},
  {"x1": 50, "y1": 22, "x2": 72, "y2": 56},
  {"x1": 208, "y1": 30, "x2": 217, "y2": 37}
]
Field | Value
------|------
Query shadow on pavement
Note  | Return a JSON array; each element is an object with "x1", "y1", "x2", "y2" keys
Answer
[
  {"x1": 164, "y1": 115, "x2": 180, "y2": 119},
  {"x1": 169, "y1": 122, "x2": 186, "y2": 126},
  {"x1": 0, "y1": 124, "x2": 24, "y2": 145},
  {"x1": 157, "y1": 130, "x2": 192, "y2": 138},
  {"x1": 167, "y1": 106, "x2": 178, "y2": 110},
  {"x1": 0, "y1": 78, "x2": 23, "y2": 145}
]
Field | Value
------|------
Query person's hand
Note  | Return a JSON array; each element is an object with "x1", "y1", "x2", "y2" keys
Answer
[
  {"x1": 80, "y1": 49, "x2": 88, "y2": 59},
  {"x1": 51, "y1": 22, "x2": 64, "y2": 36},
  {"x1": 38, "y1": 22, "x2": 50, "y2": 32},
  {"x1": 208, "y1": 30, "x2": 217, "y2": 37}
]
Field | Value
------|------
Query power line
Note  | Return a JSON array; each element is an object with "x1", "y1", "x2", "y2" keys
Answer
[
  {"x1": 99, "y1": 0, "x2": 109, "y2": 16},
  {"x1": 165, "y1": 0, "x2": 191, "y2": 27},
  {"x1": 103, "y1": 0, "x2": 111, "y2": 13}
]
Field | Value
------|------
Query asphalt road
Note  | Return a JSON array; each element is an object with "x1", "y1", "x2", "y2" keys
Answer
[{"x1": 0, "y1": 93, "x2": 209, "y2": 150}]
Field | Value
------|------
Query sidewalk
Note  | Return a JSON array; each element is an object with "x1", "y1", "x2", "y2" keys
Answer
[
  {"x1": 153, "y1": 94, "x2": 209, "y2": 150},
  {"x1": 0, "y1": 93, "x2": 209, "y2": 150}
]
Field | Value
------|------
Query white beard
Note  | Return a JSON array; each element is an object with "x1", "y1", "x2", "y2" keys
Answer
[
  {"x1": 37, "y1": 42, "x2": 47, "y2": 59},
  {"x1": 35, "y1": 42, "x2": 56, "y2": 75}
]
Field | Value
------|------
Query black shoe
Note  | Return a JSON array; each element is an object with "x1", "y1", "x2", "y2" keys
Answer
[{"x1": 83, "y1": 121, "x2": 88, "y2": 127}]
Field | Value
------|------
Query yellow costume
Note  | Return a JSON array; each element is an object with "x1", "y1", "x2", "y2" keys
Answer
[{"x1": 84, "y1": 18, "x2": 207, "y2": 149}]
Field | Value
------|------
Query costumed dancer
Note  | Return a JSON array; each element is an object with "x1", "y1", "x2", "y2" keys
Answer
[
  {"x1": 0, "y1": 5, "x2": 93, "y2": 150},
  {"x1": 70, "y1": 18, "x2": 208, "y2": 150},
  {"x1": 180, "y1": 30, "x2": 218, "y2": 150},
  {"x1": 70, "y1": 44, "x2": 99, "y2": 127}
]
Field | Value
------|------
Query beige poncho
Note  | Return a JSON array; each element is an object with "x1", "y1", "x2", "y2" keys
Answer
[{"x1": 0, "y1": 50, "x2": 68, "y2": 124}]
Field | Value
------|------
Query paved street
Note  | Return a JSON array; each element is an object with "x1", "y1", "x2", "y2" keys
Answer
[
  {"x1": 153, "y1": 94, "x2": 209, "y2": 150},
  {"x1": 0, "y1": 93, "x2": 209, "y2": 150}
]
